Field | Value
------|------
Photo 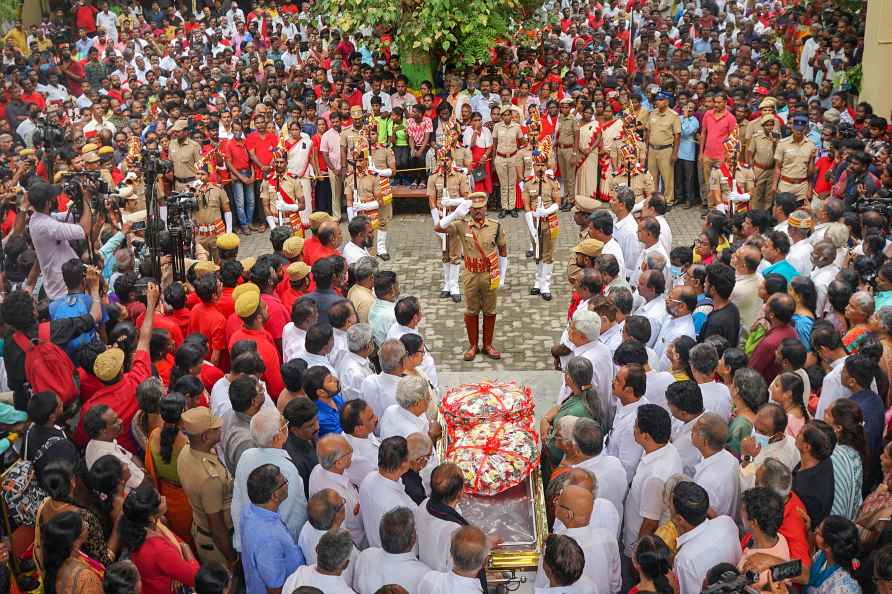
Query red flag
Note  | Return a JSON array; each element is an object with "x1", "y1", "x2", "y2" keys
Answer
[{"x1": 626, "y1": 11, "x2": 637, "y2": 75}]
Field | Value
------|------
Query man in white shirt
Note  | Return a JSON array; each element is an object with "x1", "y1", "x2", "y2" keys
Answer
[
  {"x1": 83, "y1": 404, "x2": 146, "y2": 492},
  {"x1": 360, "y1": 339, "x2": 406, "y2": 419},
  {"x1": 342, "y1": 400, "x2": 381, "y2": 488},
  {"x1": 673, "y1": 482, "x2": 742, "y2": 594},
  {"x1": 610, "y1": 188, "x2": 641, "y2": 279},
  {"x1": 810, "y1": 241, "x2": 840, "y2": 316},
  {"x1": 633, "y1": 269, "x2": 668, "y2": 348},
  {"x1": 284, "y1": 529, "x2": 358, "y2": 594},
  {"x1": 96, "y1": 3, "x2": 119, "y2": 43},
  {"x1": 589, "y1": 210, "x2": 626, "y2": 276},
  {"x1": 359, "y1": 436, "x2": 418, "y2": 548},
  {"x1": 623, "y1": 404, "x2": 684, "y2": 558},
  {"x1": 209, "y1": 352, "x2": 276, "y2": 419},
  {"x1": 386, "y1": 296, "x2": 438, "y2": 392},
  {"x1": 417, "y1": 462, "x2": 480, "y2": 576},
  {"x1": 225, "y1": 1, "x2": 246, "y2": 30},
  {"x1": 417, "y1": 525, "x2": 488, "y2": 594},
  {"x1": 362, "y1": 76, "x2": 392, "y2": 112},
  {"x1": 298, "y1": 490, "x2": 360, "y2": 585},
  {"x1": 537, "y1": 533, "x2": 598, "y2": 594},
  {"x1": 654, "y1": 286, "x2": 697, "y2": 369},
  {"x1": 813, "y1": 323, "x2": 851, "y2": 419},
  {"x1": 739, "y1": 403, "x2": 802, "y2": 490},
  {"x1": 666, "y1": 380, "x2": 706, "y2": 476},
  {"x1": 535, "y1": 485, "x2": 621, "y2": 594},
  {"x1": 642, "y1": 194, "x2": 673, "y2": 256},
  {"x1": 329, "y1": 300, "x2": 358, "y2": 371},
  {"x1": 561, "y1": 308, "x2": 615, "y2": 420},
  {"x1": 380, "y1": 376, "x2": 440, "y2": 444},
  {"x1": 353, "y1": 507, "x2": 430, "y2": 594},
  {"x1": 338, "y1": 324, "x2": 376, "y2": 402},
  {"x1": 310, "y1": 435, "x2": 366, "y2": 547},
  {"x1": 606, "y1": 364, "x2": 649, "y2": 482},
  {"x1": 596, "y1": 293, "x2": 624, "y2": 353},
  {"x1": 282, "y1": 297, "x2": 318, "y2": 363},
  {"x1": 569, "y1": 418, "x2": 629, "y2": 526},
  {"x1": 692, "y1": 413, "x2": 740, "y2": 518},
  {"x1": 630, "y1": 217, "x2": 670, "y2": 289},
  {"x1": 786, "y1": 211, "x2": 815, "y2": 276},
  {"x1": 689, "y1": 343, "x2": 733, "y2": 422},
  {"x1": 299, "y1": 322, "x2": 339, "y2": 377},
  {"x1": 36, "y1": 74, "x2": 70, "y2": 103},
  {"x1": 343, "y1": 216, "x2": 373, "y2": 266}
]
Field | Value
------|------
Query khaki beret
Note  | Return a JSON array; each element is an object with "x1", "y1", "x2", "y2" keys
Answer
[
  {"x1": 283, "y1": 236, "x2": 305, "y2": 258},
  {"x1": 309, "y1": 211, "x2": 334, "y2": 229},
  {"x1": 217, "y1": 232, "x2": 240, "y2": 250},
  {"x1": 287, "y1": 261, "x2": 311, "y2": 280},
  {"x1": 231, "y1": 282, "x2": 260, "y2": 302},
  {"x1": 82, "y1": 152, "x2": 100, "y2": 164},
  {"x1": 93, "y1": 347, "x2": 125, "y2": 382},
  {"x1": 574, "y1": 238, "x2": 605, "y2": 257},
  {"x1": 235, "y1": 291, "x2": 261, "y2": 318},
  {"x1": 171, "y1": 118, "x2": 189, "y2": 132},
  {"x1": 82, "y1": 143, "x2": 99, "y2": 154},
  {"x1": 180, "y1": 407, "x2": 223, "y2": 435},
  {"x1": 572, "y1": 195, "x2": 598, "y2": 214},
  {"x1": 97, "y1": 146, "x2": 115, "y2": 156},
  {"x1": 469, "y1": 192, "x2": 488, "y2": 208},
  {"x1": 758, "y1": 97, "x2": 777, "y2": 109},
  {"x1": 193, "y1": 261, "x2": 220, "y2": 276}
]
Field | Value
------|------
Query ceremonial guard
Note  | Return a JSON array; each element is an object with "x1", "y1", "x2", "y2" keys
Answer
[
  {"x1": 747, "y1": 115, "x2": 780, "y2": 210},
  {"x1": 773, "y1": 113, "x2": 816, "y2": 204},
  {"x1": 345, "y1": 139, "x2": 385, "y2": 239},
  {"x1": 434, "y1": 193, "x2": 507, "y2": 361},
  {"x1": 522, "y1": 151, "x2": 561, "y2": 301},
  {"x1": 366, "y1": 120, "x2": 396, "y2": 260},
  {"x1": 428, "y1": 147, "x2": 471, "y2": 302},
  {"x1": 555, "y1": 97, "x2": 579, "y2": 207},
  {"x1": 607, "y1": 141, "x2": 655, "y2": 203},
  {"x1": 516, "y1": 114, "x2": 555, "y2": 258},
  {"x1": 492, "y1": 107, "x2": 523, "y2": 218},
  {"x1": 260, "y1": 151, "x2": 305, "y2": 235},
  {"x1": 192, "y1": 162, "x2": 233, "y2": 262},
  {"x1": 169, "y1": 118, "x2": 202, "y2": 192},
  {"x1": 710, "y1": 129, "x2": 754, "y2": 214}
]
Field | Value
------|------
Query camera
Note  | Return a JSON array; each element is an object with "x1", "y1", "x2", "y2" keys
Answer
[
  {"x1": 853, "y1": 189, "x2": 892, "y2": 216},
  {"x1": 32, "y1": 116, "x2": 67, "y2": 149},
  {"x1": 60, "y1": 171, "x2": 124, "y2": 215}
]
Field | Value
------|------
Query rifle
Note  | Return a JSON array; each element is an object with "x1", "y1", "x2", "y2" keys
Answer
[
  {"x1": 276, "y1": 169, "x2": 283, "y2": 227},
  {"x1": 440, "y1": 164, "x2": 449, "y2": 251},
  {"x1": 536, "y1": 171, "x2": 544, "y2": 260}
]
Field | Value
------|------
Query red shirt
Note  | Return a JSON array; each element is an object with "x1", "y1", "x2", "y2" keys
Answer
[
  {"x1": 223, "y1": 138, "x2": 251, "y2": 171},
  {"x1": 217, "y1": 287, "x2": 236, "y2": 319},
  {"x1": 278, "y1": 284, "x2": 306, "y2": 315},
  {"x1": 155, "y1": 354, "x2": 174, "y2": 386},
  {"x1": 199, "y1": 362, "x2": 224, "y2": 392},
  {"x1": 302, "y1": 236, "x2": 322, "y2": 265},
  {"x1": 189, "y1": 302, "x2": 227, "y2": 354},
  {"x1": 129, "y1": 534, "x2": 199, "y2": 594},
  {"x1": 780, "y1": 492, "x2": 812, "y2": 571},
  {"x1": 134, "y1": 310, "x2": 185, "y2": 348},
  {"x1": 65, "y1": 59, "x2": 85, "y2": 97},
  {"x1": 225, "y1": 311, "x2": 243, "y2": 347},
  {"x1": 748, "y1": 325, "x2": 798, "y2": 385},
  {"x1": 77, "y1": 368, "x2": 104, "y2": 404},
  {"x1": 305, "y1": 244, "x2": 339, "y2": 268},
  {"x1": 813, "y1": 155, "x2": 836, "y2": 196},
  {"x1": 21, "y1": 91, "x2": 46, "y2": 112},
  {"x1": 228, "y1": 326, "x2": 284, "y2": 397},
  {"x1": 75, "y1": 350, "x2": 152, "y2": 453},
  {"x1": 701, "y1": 108, "x2": 738, "y2": 160},
  {"x1": 169, "y1": 308, "x2": 192, "y2": 341},
  {"x1": 261, "y1": 293, "x2": 289, "y2": 342},
  {"x1": 246, "y1": 131, "x2": 279, "y2": 177},
  {"x1": 75, "y1": 5, "x2": 98, "y2": 32}
]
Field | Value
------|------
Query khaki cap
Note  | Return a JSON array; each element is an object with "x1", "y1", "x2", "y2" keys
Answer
[
  {"x1": 93, "y1": 348, "x2": 125, "y2": 382},
  {"x1": 181, "y1": 407, "x2": 223, "y2": 435},
  {"x1": 283, "y1": 236, "x2": 305, "y2": 258},
  {"x1": 574, "y1": 238, "x2": 605, "y2": 257}
]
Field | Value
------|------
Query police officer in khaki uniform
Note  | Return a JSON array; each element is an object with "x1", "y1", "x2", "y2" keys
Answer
[
  {"x1": 346, "y1": 148, "x2": 384, "y2": 243},
  {"x1": 645, "y1": 91, "x2": 681, "y2": 205},
  {"x1": 747, "y1": 115, "x2": 780, "y2": 210},
  {"x1": 523, "y1": 153, "x2": 561, "y2": 300},
  {"x1": 192, "y1": 165, "x2": 233, "y2": 261},
  {"x1": 555, "y1": 97, "x2": 579, "y2": 206},
  {"x1": 339, "y1": 105, "x2": 366, "y2": 180},
  {"x1": 492, "y1": 107, "x2": 523, "y2": 218},
  {"x1": 773, "y1": 113, "x2": 816, "y2": 203},
  {"x1": 608, "y1": 142, "x2": 655, "y2": 203},
  {"x1": 434, "y1": 193, "x2": 507, "y2": 361},
  {"x1": 366, "y1": 121, "x2": 397, "y2": 260},
  {"x1": 428, "y1": 149, "x2": 471, "y2": 302},
  {"x1": 176, "y1": 407, "x2": 238, "y2": 567},
  {"x1": 260, "y1": 154, "x2": 305, "y2": 236},
  {"x1": 744, "y1": 97, "x2": 778, "y2": 151},
  {"x1": 96, "y1": 146, "x2": 118, "y2": 189},
  {"x1": 169, "y1": 119, "x2": 203, "y2": 192}
]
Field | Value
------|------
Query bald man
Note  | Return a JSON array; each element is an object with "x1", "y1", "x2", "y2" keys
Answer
[
  {"x1": 297, "y1": 488, "x2": 360, "y2": 585},
  {"x1": 536, "y1": 485, "x2": 621, "y2": 594},
  {"x1": 549, "y1": 463, "x2": 620, "y2": 538},
  {"x1": 308, "y1": 434, "x2": 365, "y2": 547},
  {"x1": 414, "y1": 463, "x2": 468, "y2": 572},
  {"x1": 417, "y1": 525, "x2": 490, "y2": 594}
]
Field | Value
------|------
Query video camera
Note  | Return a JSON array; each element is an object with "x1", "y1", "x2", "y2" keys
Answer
[
  {"x1": 853, "y1": 188, "x2": 892, "y2": 217},
  {"x1": 701, "y1": 560, "x2": 801, "y2": 593},
  {"x1": 140, "y1": 148, "x2": 174, "y2": 178},
  {"x1": 32, "y1": 116, "x2": 67, "y2": 149},
  {"x1": 59, "y1": 171, "x2": 126, "y2": 215}
]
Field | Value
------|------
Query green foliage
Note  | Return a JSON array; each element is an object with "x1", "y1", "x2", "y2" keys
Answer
[{"x1": 317, "y1": 0, "x2": 546, "y2": 67}]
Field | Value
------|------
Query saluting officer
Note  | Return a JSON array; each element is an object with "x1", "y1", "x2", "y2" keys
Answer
[
  {"x1": 366, "y1": 120, "x2": 397, "y2": 260},
  {"x1": 522, "y1": 152, "x2": 562, "y2": 301},
  {"x1": 346, "y1": 146, "x2": 384, "y2": 231},
  {"x1": 434, "y1": 192, "x2": 507, "y2": 361},
  {"x1": 428, "y1": 148, "x2": 471, "y2": 302},
  {"x1": 192, "y1": 164, "x2": 233, "y2": 262},
  {"x1": 176, "y1": 408, "x2": 238, "y2": 567}
]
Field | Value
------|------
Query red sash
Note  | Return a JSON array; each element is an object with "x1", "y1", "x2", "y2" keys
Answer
[{"x1": 268, "y1": 174, "x2": 305, "y2": 236}]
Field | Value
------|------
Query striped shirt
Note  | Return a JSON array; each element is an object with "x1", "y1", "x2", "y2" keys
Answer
[{"x1": 829, "y1": 445, "x2": 863, "y2": 520}]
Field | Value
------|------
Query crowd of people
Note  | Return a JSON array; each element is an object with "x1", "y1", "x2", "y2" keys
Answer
[{"x1": 1, "y1": 0, "x2": 892, "y2": 593}]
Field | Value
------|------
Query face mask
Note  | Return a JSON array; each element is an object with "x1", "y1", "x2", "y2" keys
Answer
[
  {"x1": 670, "y1": 265, "x2": 682, "y2": 278},
  {"x1": 752, "y1": 428, "x2": 773, "y2": 450}
]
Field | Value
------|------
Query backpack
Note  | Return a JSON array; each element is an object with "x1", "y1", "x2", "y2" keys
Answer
[
  {"x1": 12, "y1": 324, "x2": 80, "y2": 405},
  {"x1": 48, "y1": 294, "x2": 97, "y2": 356}
]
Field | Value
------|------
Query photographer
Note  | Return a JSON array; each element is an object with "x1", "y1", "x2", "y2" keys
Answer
[{"x1": 26, "y1": 181, "x2": 92, "y2": 300}]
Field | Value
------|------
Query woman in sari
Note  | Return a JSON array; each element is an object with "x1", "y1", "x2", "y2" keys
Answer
[
  {"x1": 41, "y1": 511, "x2": 105, "y2": 594},
  {"x1": 855, "y1": 442, "x2": 892, "y2": 546},
  {"x1": 462, "y1": 112, "x2": 493, "y2": 194},
  {"x1": 574, "y1": 103, "x2": 601, "y2": 200},
  {"x1": 144, "y1": 393, "x2": 193, "y2": 545},
  {"x1": 599, "y1": 102, "x2": 624, "y2": 168},
  {"x1": 843, "y1": 291, "x2": 875, "y2": 355},
  {"x1": 806, "y1": 516, "x2": 862, "y2": 594}
]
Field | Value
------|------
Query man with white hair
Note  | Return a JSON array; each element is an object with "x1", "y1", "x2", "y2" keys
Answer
[
  {"x1": 298, "y1": 489, "x2": 360, "y2": 585},
  {"x1": 353, "y1": 507, "x2": 431, "y2": 594},
  {"x1": 337, "y1": 323, "x2": 376, "y2": 401},
  {"x1": 810, "y1": 240, "x2": 840, "y2": 316},
  {"x1": 417, "y1": 525, "x2": 490, "y2": 594},
  {"x1": 380, "y1": 375, "x2": 441, "y2": 443},
  {"x1": 284, "y1": 528, "x2": 357, "y2": 594},
  {"x1": 360, "y1": 339, "x2": 407, "y2": 420},
  {"x1": 231, "y1": 407, "x2": 308, "y2": 551},
  {"x1": 402, "y1": 432, "x2": 435, "y2": 503},
  {"x1": 563, "y1": 417, "x2": 628, "y2": 529},
  {"x1": 560, "y1": 308, "x2": 614, "y2": 417},
  {"x1": 309, "y1": 434, "x2": 366, "y2": 547}
]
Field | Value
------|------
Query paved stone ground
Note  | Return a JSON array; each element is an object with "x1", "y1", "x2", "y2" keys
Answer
[{"x1": 240, "y1": 197, "x2": 703, "y2": 372}]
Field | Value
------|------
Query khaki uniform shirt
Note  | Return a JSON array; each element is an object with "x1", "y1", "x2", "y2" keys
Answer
[
  {"x1": 427, "y1": 170, "x2": 470, "y2": 208},
  {"x1": 348, "y1": 283, "x2": 374, "y2": 323},
  {"x1": 749, "y1": 130, "x2": 778, "y2": 169},
  {"x1": 451, "y1": 146, "x2": 473, "y2": 170},
  {"x1": 260, "y1": 174, "x2": 305, "y2": 211},
  {"x1": 493, "y1": 122, "x2": 522, "y2": 155},
  {"x1": 555, "y1": 115, "x2": 579, "y2": 148},
  {"x1": 195, "y1": 184, "x2": 230, "y2": 226},
  {"x1": 169, "y1": 138, "x2": 202, "y2": 179},
  {"x1": 177, "y1": 445, "x2": 233, "y2": 535},
  {"x1": 774, "y1": 136, "x2": 816, "y2": 179},
  {"x1": 370, "y1": 146, "x2": 397, "y2": 171},
  {"x1": 608, "y1": 170, "x2": 655, "y2": 202},
  {"x1": 522, "y1": 176, "x2": 560, "y2": 210},
  {"x1": 345, "y1": 173, "x2": 381, "y2": 205},
  {"x1": 449, "y1": 217, "x2": 507, "y2": 262},
  {"x1": 646, "y1": 108, "x2": 681, "y2": 147}
]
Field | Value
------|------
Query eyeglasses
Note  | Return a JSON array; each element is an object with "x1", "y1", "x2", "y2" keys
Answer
[{"x1": 274, "y1": 477, "x2": 289, "y2": 491}]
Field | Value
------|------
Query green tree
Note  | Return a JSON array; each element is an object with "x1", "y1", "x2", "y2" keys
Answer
[{"x1": 316, "y1": 0, "x2": 548, "y2": 85}]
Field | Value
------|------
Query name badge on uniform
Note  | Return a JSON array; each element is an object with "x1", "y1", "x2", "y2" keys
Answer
[{"x1": 464, "y1": 233, "x2": 473, "y2": 238}]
